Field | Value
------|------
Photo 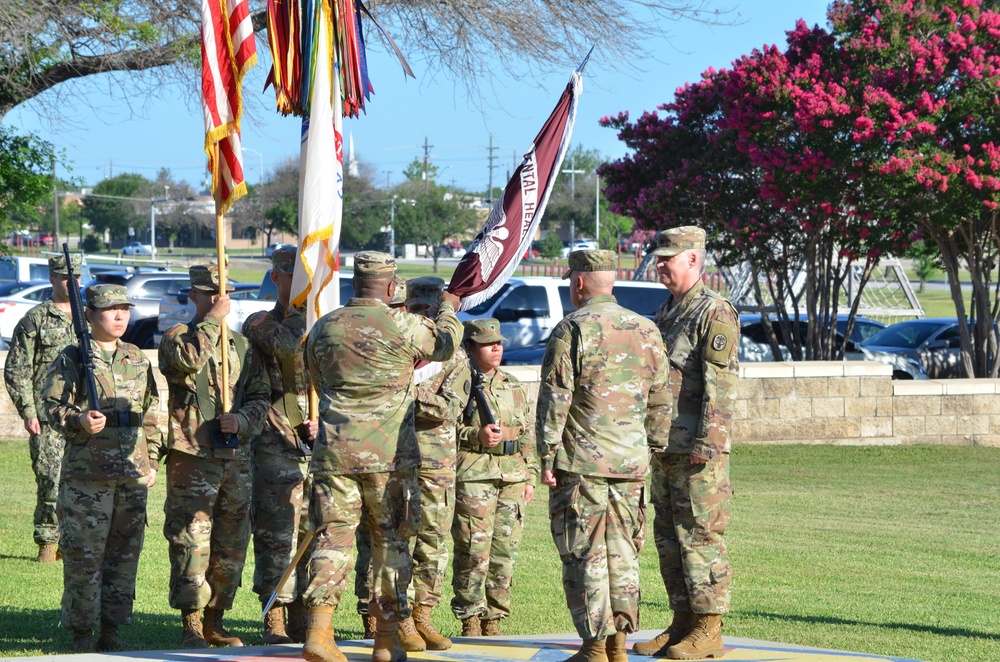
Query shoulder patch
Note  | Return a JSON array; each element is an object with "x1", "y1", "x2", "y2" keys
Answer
[
  {"x1": 248, "y1": 311, "x2": 267, "y2": 327},
  {"x1": 166, "y1": 323, "x2": 186, "y2": 337},
  {"x1": 704, "y1": 319, "x2": 736, "y2": 365},
  {"x1": 45, "y1": 361, "x2": 58, "y2": 376},
  {"x1": 543, "y1": 347, "x2": 555, "y2": 367}
]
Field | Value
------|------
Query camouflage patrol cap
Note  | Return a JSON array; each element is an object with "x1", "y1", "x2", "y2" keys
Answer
[
  {"x1": 464, "y1": 318, "x2": 507, "y2": 344},
  {"x1": 48, "y1": 253, "x2": 83, "y2": 276},
  {"x1": 189, "y1": 264, "x2": 236, "y2": 292},
  {"x1": 405, "y1": 276, "x2": 445, "y2": 307},
  {"x1": 651, "y1": 226, "x2": 706, "y2": 257},
  {"x1": 271, "y1": 245, "x2": 297, "y2": 274},
  {"x1": 389, "y1": 276, "x2": 407, "y2": 306},
  {"x1": 85, "y1": 284, "x2": 133, "y2": 309},
  {"x1": 562, "y1": 249, "x2": 616, "y2": 279},
  {"x1": 354, "y1": 251, "x2": 396, "y2": 279}
]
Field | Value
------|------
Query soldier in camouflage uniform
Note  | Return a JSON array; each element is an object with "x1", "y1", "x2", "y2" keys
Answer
[
  {"x1": 536, "y1": 250, "x2": 672, "y2": 662},
  {"x1": 242, "y1": 246, "x2": 319, "y2": 645},
  {"x1": 42, "y1": 284, "x2": 162, "y2": 653},
  {"x1": 451, "y1": 318, "x2": 537, "y2": 638},
  {"x1": 633, "y1": 227, "x2": 738, "y2": 661},
  {"x1": 4, "y1": 253, "x2": 81, "y2": 563},
  {"x1": 159, "y1": 265, "x2": 271, "y2": 649},
  {"x1": 389, "y1": 277, "x2": 472, "y2": 652},
  {"x1": 302, "y1": 251, "x2": 463, "y2": 662}
]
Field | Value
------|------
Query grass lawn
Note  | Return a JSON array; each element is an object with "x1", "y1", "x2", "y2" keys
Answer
[{"x1": 1, "y1": 443, "x2": 997, "y2": 659}]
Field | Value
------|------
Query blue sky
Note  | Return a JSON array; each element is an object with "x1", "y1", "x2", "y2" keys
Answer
[{"x1": 4, "y1": 0, "x2": 831, "y2": 195}]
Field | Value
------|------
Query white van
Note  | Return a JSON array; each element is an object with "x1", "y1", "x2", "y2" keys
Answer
[
  {"x1": 457, "y1": 276, "x2": 669, "y2": 349},
  {"x1": 0, "y1": 255, "x2": 92, "y2": 283}
]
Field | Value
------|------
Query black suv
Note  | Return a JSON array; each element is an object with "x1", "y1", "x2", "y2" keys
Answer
[{"x1": 86, "y1": 270, "x2": 191, "y2": 348}]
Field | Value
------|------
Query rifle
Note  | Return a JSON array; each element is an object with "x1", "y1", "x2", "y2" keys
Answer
[
  {"x1": 467, "y1": 353, "x2": 496, "y2": 427},
  {"x1": 63, "y1": 243, "x2": 99, "y2": 411}
]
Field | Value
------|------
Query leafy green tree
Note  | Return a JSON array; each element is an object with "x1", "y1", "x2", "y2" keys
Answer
[
  {"x1": 80, "y1": 173, "x2": 150, "y2": 241},
  {"x1": 0, "y1": 127, "x2": 54, "y2": 241},
  {"x1": 394, "y1": 184, "x2": 478, "y2": 272},
  {"x1": 342, "y1": 165, "x2": 391, "y2": 250},
  {"x1": 537, "y1": 231, "x2": 565, "y2": 258},
  {"x1": 905, "y1": 239, "x2": 942, "y2": 294}
]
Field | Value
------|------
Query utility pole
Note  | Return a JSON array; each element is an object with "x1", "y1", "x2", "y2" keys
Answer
[
  {"x1": 486, "y1": 134, "x2": 497, "y2": 205},
  {"x1": 389, "y1": 196, "x2": 396, "y2": 257},
  {"x1": 383, "y1": 170, "x2": 391, "y2": 189},
  {"x1": 51, "y1": 155, "x2": 59, "y2": 245},
  {"x1": 422, "y1": 136, "x2": 433, "y2": 192},
  {"x1": 562, "y1": 154, "x2": 585, "y2": 246}
]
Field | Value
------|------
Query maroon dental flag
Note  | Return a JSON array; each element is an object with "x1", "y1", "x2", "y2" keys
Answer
[{"x1": 447, "y1": 68, "x2": 583, "y2": 310}]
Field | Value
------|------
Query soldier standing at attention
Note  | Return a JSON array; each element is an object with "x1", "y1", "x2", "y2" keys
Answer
[
  {"x1": 42, "y1": 284, "x2": 162, "y2": 653},
  {"x1": 159, "y1": 265, "x2": 270, "y2": 648},
  {"x1": 4, "y1": 252, "x2": 81, "y2": 563},
  {"x1": 242, "y1": 246, "x2": 319, "y2": 645},
  {"x1": 633, "y1": 227, "x2": 739, "y2": 660},
  {"x1": 393, "y1": 276, "x2": 471, "y2": 652},
  {"x1": 451, "y1": 318, "x2": 537, "y2": 638},
  {"x1": 302, "y1": 251, "x2": 462, "y2": 662},
  {"x1": 536, "y1": 250, "x2": 671, "y2": 662}
]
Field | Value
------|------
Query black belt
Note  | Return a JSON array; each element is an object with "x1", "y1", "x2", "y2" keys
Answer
[
  {"x1": 469, "y1": 440, "x2": 519, "y2": 456},
  {"x1": 101, "y1": 410, "x2": 144, "y2": 427}
]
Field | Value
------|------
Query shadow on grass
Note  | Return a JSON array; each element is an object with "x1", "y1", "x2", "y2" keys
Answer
[{"x1": 740, "y1": 610, "x2": 1000, "y2": 642}]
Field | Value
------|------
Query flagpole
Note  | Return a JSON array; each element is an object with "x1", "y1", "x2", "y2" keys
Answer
[{"x1": 214, "y1": 143, "x2": 230, "y2": 411}]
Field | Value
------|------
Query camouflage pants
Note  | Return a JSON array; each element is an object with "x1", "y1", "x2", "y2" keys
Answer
[
  {"x1": 57, "y1": 475, "x2": 147, "y2": 631},
  {"x1": 304, "y1": 468, "x2": 419, "y2": 622},
  {"x1": 354, "y1": 508, "x2": 373, "y2": 615},
  {"x1": 649, "y1": 452, "x2": 732, "y2": 615},
  {"x1": 29, "y1": 425, "x2": 64, "y2": 545},
  {"x1": 451, "y1": 478, "x2": 526, "y2": 621},
  {"x1": 408, "y1": 468, "x2": 456, "y2": 608},
  {"x1": 252, "y1": 450, "x2": 312, "y2": 604},
  {"x1": 163, "y1": 452, "x2": 251, "y2": 611},
  {"x1": 549, "y1": 473, "x2": 645, "y2": 640}
]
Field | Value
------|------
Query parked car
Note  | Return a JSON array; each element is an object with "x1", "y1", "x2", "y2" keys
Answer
[
  {"x1": 266, "y1": 242, "x2": 296, "y2": 258},
  {"x1": 0, "y1": 280, "x2": 56, "y2": 342},
  {"x1": 861, "y1": 318, "x2": 962, "y2": 378},
  {"x1": 121, "y1": 241, "x2": 154, "y2": 256},
  {"x1": 37, "y1": 233, "x2": 54, "y2": 247},
  {"x1": 85, "y1": 270, "x2": 191, "y2": 348},
  {"x1": 560, "y1": 239, "x2": 599, "y2": 258}
]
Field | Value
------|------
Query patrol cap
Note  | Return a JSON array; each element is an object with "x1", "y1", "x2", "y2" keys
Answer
[
  {"x1": 651, "y1": 226, "x2": 706, "y2": 257},
  {"x1": 389, "y1": 276, "x2": 407, "y2": 306},
  {"x1": 354, "y1": 251, "x2": 396, "y2": 279},
  {"x1": 189, "y1": 265, "x2": 236, "y2": 293},
  {"x1": 464, "y1": 318, "x2": 507, "y2": 344},
  {"x1": 405, "y1": 276, "x2": 445, "y2": 308},
  {"x1": 562, "y1": 249, "x2": 616, "y2": 279},
  {"x1": 86, "y1": 284, "x2": 133, "y2": 309},
  {"x1": 271, "y1": 245, "x2": 297, "y2": 274},
  {"x1": 49, "y1": 253, "x2": 83, "y2": 276}
]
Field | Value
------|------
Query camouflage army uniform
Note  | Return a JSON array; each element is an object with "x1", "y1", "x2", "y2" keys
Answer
[
  {"x1": 42, "y1": 327, "x2": 161, "y2": 635},
  {"x1": 4, "y1": 299, "x2": 75, "y2": 548},
  {"x1": 159, "y1": 305, "x2": 270, "y2": 612},
  {"x1": 303, "y1": 288, "x2": 463, "y2": 623},
  {"x1": 452, "y1": 364, "x2": 537, "y2": 623},
  {"x1": 537, "y1": 283, "x2": 672, "y2": 641},
  {"x1": 242, "y1": 303, "x2": 313, "y2": 608},
  {"x1": 651, "y1": 277, "x2": 738, "y2": 616}
]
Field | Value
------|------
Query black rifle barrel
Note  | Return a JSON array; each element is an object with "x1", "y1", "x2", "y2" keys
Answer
[
  {"x1": 63, "y1": 244, "x2": 99, "y2": 411},
  {"x1": 469, "y1": 357, "x2": 496, "y2": 427}
]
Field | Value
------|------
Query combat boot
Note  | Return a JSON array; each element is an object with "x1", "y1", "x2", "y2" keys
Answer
[
  {"x1": 71, "y1": 630, "x2": 94, "y2": 653},
  {"x1": 481, "y1": 618, "x2": 502, "y2": 636},
  {"x1": 666, "y1": 614, "x2": 724, "y2": 660},
  {"x1": 460, "y1": 616, "x2": 481, "y2": 637},
  {"x1": 564, "y1": 638, "x2": 609, "y2": 662},
  {"x1": 606, "y1": 631, "x2": 628, "y2": 662},
  {"x1": 373, "y1": 618, "x2": 407, "y2": 662},
  {"x1": 398, "y1": 615, "x2": 426, "y2": 652},
  {"x1": 35, "y1": 543, "x2": 58, "y2": 563},
  {"x1": 203, "y1": 606, "x2": 245, "y2": 647},
  {"x1": 302, "y1": 606, "x2": 346, "y2": 662},
  {"x1": 181, "y1": 609, "x2": 209, "y2": 649},
  {"x1": 633, "y1": 611, "x2": 696, "y2": 656},
  {"x1": 97, "y1": 624, "x2": 132, "y2": 652},
  {"x1": 412, "y1": 604, "x2": 451, "y2": 650},
  {"x1": 263, "y1": 603, "x2": 294, "y2": 645},
  {"x1": 287, "y1": 598, "x2": 308, "y2": 643},
  {"x1": 361, "y1": 614, "x2": 377, "y2": 639}
]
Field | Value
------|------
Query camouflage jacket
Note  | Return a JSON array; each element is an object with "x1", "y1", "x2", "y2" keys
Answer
[
  {"x1": 536, "y1": 294, "x2": 672, "y2": 479},
  {"x1": 158, "y1": 313, "x2": 270, "y2": 460},
  {"x1": 242, "y1": 303, "x2": 311, "y2": 460},
  {"x1": 413, "y1": 346, "x2": 471, "y2": 471},
  {"x1": 305, "y1": 298, "x2": 463, "y2": 476},
  {"x1": 653, "y1": 279, "x2": 740, "y2": 458},
  {"x1": 4, "y1": 301, "x2": 75, "y2": 424},
  {"x1": 458, "y1": 367, "x2": 538, "y2": 483},
  {"x1": 42, "y1": 338, "x2": 162, "y2": 479}
]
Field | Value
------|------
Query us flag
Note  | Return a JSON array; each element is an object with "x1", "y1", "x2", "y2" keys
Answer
[{"x1": 202, "y1": 0, "x2": 257, "y2": 214}]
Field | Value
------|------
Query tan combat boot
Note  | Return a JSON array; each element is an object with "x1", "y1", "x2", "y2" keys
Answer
[
  {"x1": 412, "y1": 604, "x2": 452, "y2": 650},
  {"x1": 203, "y1": 607, "x2": 245, "y2": 647},
  {"x1": 71, "y1": 630, "x2": 94, "y2": 653},
  {"x1": 633, "y1": 611, "x2": 696, "y2": 656},
  {"x1": 481, "y1": 618, "x2": 502, "y2": 636},
  {"x1": 361, "y1": 614, "x2": 377, "y2": 639},
  {"x1": 666, "y1": 614, "x2": 724, "y2": 660},
  {"x1": 181, "y1": 609, "x2": 208, "y2": 649},
  {"x1": 263, "y1": 603, "x2": 293, "y2": 645},
  {"x1": 96, "y1": 624, "x2": 132, "y2": 652},
  {"x1": 373, "y1": 618, "x2": 407, "y2": 662},
  {"x1": 302, "y1": 606, "x2": 347, "y2": 662},
  {"x1": 35, "y1": 543, "x2": 58, "y2": 563},
  {"x1": 398, "y1": 614, "x2": 426, "y2": 652},
  {"x1": 287, "y1": 598, "x2": 308, "y2": 643},
  {"x1": 564, "y1": 638, "x2": 610, "y2": 662},
  {"x1": 460, "y1": 616, "x2": 481, "y2": 637},
  {"x1": 606, "y1": 631, "x2": 628, "y2": 662}
]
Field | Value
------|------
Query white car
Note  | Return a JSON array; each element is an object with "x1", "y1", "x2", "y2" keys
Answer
[
  {"x1": 0, "y1": 280, "x2": 56, "y2": 342},
  {"x1": 560, "y1": 239, "x2": 599, "y2": 257},
  {"x1": 122, "y1": 242, "x2": 154, "y2": 256}
]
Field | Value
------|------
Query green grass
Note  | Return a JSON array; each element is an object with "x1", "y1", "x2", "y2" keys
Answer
[{"x1": 1, "y1": 443, "x2": 998, "y2": 659}]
